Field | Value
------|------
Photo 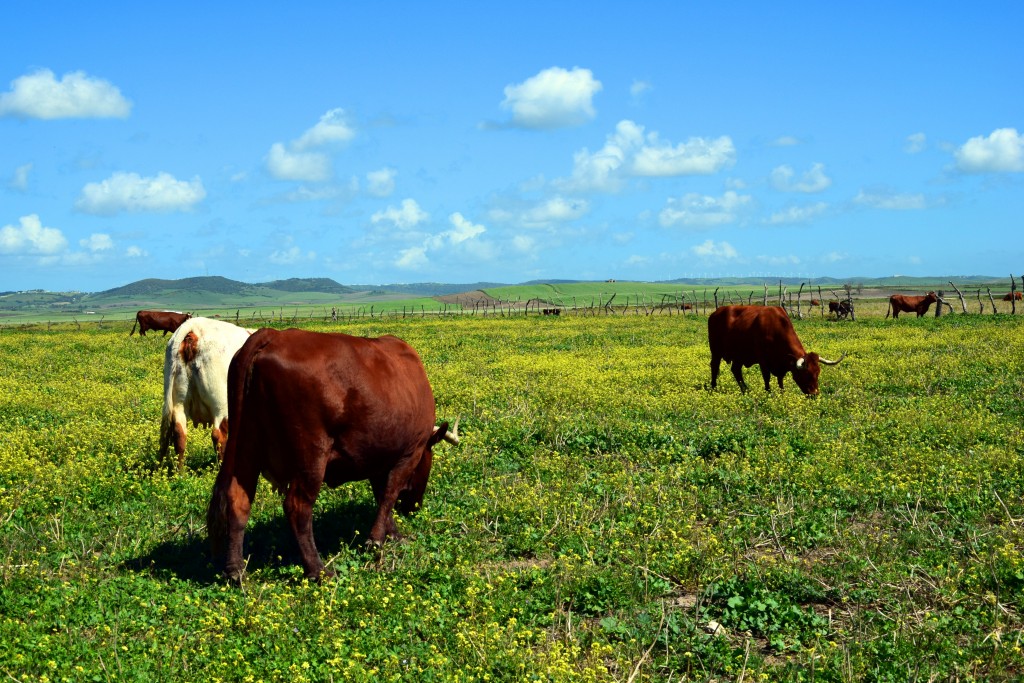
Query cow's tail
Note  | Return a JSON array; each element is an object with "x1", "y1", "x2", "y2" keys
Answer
[
  {"x1": 130, "y1": 317, "x2": 138, "y2": 336},
  {"x1": 220, "y1": 329, "x2": 272, "y2": 474},
  {"x1": 885, "y1": 301, "x2": 891, "y2": 319},
  {"x1": 158, "y1": 340, "x2": 179, "y2": 466}
]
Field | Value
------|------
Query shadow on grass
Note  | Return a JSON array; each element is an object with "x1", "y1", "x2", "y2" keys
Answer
[{"x1": 123, "y1": 497, "x2": 381, "y2": 584}]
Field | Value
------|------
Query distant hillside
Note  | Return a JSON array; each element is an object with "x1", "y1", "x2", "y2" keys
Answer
[
  {"x1": 97, "y1": 276, "x2": 354, "y2": 297},
  {"x1": 349, "y1": 282, "x2": 510, "y2": 297},
  {"x1": 98, "y1": 276, "x2": 249, "y2": 297}
]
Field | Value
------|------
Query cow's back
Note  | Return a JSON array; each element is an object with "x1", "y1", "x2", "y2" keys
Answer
[
  {"x1": 709, "y1": 305, "x2": 795, "y2": 364},
  {"x1": 227, "y1": 328, "x2": 436, "y2": 484}
]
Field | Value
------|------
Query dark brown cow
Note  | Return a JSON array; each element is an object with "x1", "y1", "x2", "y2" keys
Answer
[
  {"x1": 130, "y1": 310, "x2": 191, "y2": 336},
  {"x1": 886, "y1": 292, "x2": 938, "y2": 318},
  {"x1": 708, "y1": 305, "x2": 844, "y2": 395},
  {"x1": 1002, "y1": 292, "x2": 1023, "y2": 301},
  {"x1": 207, "y1": 328, "x2": 458, "y2": 581},
  {"x1": 809, "y1": 299, "x2": 820, "y2": 306},
  {"x1": 828, "y1": 300, "x2": 851, "y2": 319}
]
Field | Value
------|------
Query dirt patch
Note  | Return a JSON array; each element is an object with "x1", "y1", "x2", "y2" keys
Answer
[{"x1": 434, "y1": 290, "x2": 499, "y2": 307}]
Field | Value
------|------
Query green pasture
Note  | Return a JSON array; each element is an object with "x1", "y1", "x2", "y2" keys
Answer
[{"x1": 2, "y1": 313, "x2": 1024, "y2": 681}]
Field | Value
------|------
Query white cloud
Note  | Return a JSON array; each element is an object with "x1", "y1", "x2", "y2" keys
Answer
[
  {"x1": 125, "y1": 245, "x2": 147, "y2": 258},
  {"x1": 954, "y1": 128, "x2": 1024, "y2": 172},
  {"x1": 905, "y1": 132, "x2": 927, "y2": 154},
  {"x1": 266, "y1": 143, "x2": 331, "y2": 182},
  {"x1": 366, "y1": 168, "x2": 396, "y2": 197},
  {"x1": 512, "y1": 235, "x2": 536, "y2": 252},
  {"x1": 823, "y1": 251, "x2": 847, "y2": 263},
  {"x1": 0, "y1": 68, "x2": 131, "y2": 119},
  {"x1": 561, "y1": 120, "x2": 735, "y2": 192},
  {"x1": 372, "y1": 198, "x2": 428, "y2": 230},
  {"x1": 269, "y1": 246, "x2": 316, "y2": 264},
  {"x1": 766, "y1": 202, "x2": 828, "y2": 224},
  {"x1": 76, "y1": 172, "x2": 206, "y2": 215},
  {"x1": 9, "y1": 163, "x2": 32, "y2": 190},
  {"x1": 691, "y1": 239, "x2": 738, "y2": 261},
  {"x1": 630, "y1": 80, "x2": 652, "y2": 100},
  {"x1": 772, "y1": 136, "x2": 801, "y2": 147},
  {"x1": 632, "y1": 135, "x2": 736, "y2": 176},
  {"x1": 756, "y1": 254, "x2": 800, "y2": 266},
  {"x1": 293, "y1": 108, "x2": 355, "y2": 150},
  {"x1": 501, "y1": 66, "x2": 602, "y2": 129},
  {"x1": 266, "y1": 109, "x2": 356, "y2": 181},
  {"x1": 659, "y1": 191, "x2": 751, "y2": 228},
  {"x1": 80, "y1": 233, "x2": 113, "y2": 252},
  {"x1": 523, "y1": 196, "x2": 589, "y2": 226},
  {"x1": 853, "y1": 189, "x2": 926, "y2": 210},
  {"x1": 770, "y1": 163, "x2": 831, "y2": 192},
  {"x1": 396, "y1": 245, "x2": 428, "y2": 269},
  {"x1": 444, "y1": 213, "x2": 486, "y2": 244},
  {"x1": 0, "y1": 214, "x2": 68, "y2": 255}
]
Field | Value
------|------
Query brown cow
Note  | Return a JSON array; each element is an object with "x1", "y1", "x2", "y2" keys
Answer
[
  {"x1": 130, "y1": 310, "x2": 191, "y2": 336},
  {"x1": 828, "y1": 300, "x2": 852, "y2": 319},
  {"x1": 207, "y1": 328, "x2": 458, "y2": 581},
  {"x1": 1002, "y1": 292, "x2": 1023, "y2": 301},
  {"x1": 885, "y1": 292, "x2": 938, "y2": 318},
  {"x1": 809, "y1": 299, "x2": 820, "y2": 306},
  {"x1": 709, "y1": 305, "x2": 844, "y2": 395}
]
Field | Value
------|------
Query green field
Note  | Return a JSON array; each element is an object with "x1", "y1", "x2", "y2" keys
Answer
[{"x1": 2, "y1": 313, "x2": 1024, "y2": 681}]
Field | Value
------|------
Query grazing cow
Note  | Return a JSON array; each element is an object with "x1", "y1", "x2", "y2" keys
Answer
[
  {"x1": 886, "y1": 292, "x2": 938, "y2": 319},
  {"x1": 542, "y1": 308, "x2": 561, "y2": 316},
  {"x1": 708, "y1": 305, "x2": 845, "y2": 395},
  {"x1": 809, "y1": 299, "x2": 820, "y2": 306},
  {"x1": 159, "y1": 317, "x2": 256, "y2": 471},
  {"x1": 130, "y1": 310, "x2": 191, "y2": 336},
  {"x1": 1002, "y1": 292, "x2": 1023, "y2": 301},
  {"x1": 207, "y1": 328, "x2": 459, "y2": 581},
  {"x1": 828, "y1": 301, "x2": 852, "y2": 319}
]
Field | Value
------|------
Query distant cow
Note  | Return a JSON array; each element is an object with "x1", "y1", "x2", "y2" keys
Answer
[
  {"x1": 130, "y1": 310, "x2": 191, "y2": 336},
  {"x1": 708, "y1": 305, "x2": 845, "y2": 395},
  {"x1": 159, "y1": 318, "x2": 255, "y2": 471},
  {"x1": 809, "y1": 299, "x2": 820, "y2": 306},
  {"x1": 207, "y1": 329, "x2": 459, "y2": 581},
  {"x1": 1002, "y1": 292, "x2": 1023, "y2": 301},
  {"x1": 541, "y1": 308, "x2": 561, "y2": 316},
  {"x1": 828, "y1": 301, "x2": 852, "y2": 319},
  {"x1": 886, "y1": 292, "x2": 938, "y2": 319}
]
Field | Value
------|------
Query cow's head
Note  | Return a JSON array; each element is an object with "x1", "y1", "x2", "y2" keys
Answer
[
  {"x1": 793, "y1": 352, "x2": 845, "y2": 396},
  {"x1": 925, "y1": 292, "x2": 938, "y2": 303}
]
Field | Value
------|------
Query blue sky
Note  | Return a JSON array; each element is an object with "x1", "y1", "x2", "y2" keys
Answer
[{"x1": 2, "y1": 2, "x2": 1022, "y2": 292}]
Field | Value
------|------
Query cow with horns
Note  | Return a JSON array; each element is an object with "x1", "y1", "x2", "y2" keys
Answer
[
  {"x1": 207, "y1": 328, "x2": 459, "y2": 582},
  {"x1": 708, "y1": 305, "x2": 845, "y2": 395},
  {"x1": 886, "y1": 292, "x2": 938, "y2": 319},
  {"x1": 828, "y1": 300, "x2": 852, "y2": 319},
  {"x1": 130, "y1": 310, "x2": 191, "y2": 337}
]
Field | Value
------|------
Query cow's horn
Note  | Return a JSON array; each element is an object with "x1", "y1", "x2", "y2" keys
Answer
[
  {"x1": 433, "y1": 416, "x2": 460, "y2": 446},
  {"x1": 819, "y1": 352, "x2": 846, "y2": 366}
]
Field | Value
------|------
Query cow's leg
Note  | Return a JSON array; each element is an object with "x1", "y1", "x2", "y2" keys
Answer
[
  {"x1": 211, "y1": 418, "x2": 229, "y2": 460},
  {"x1": 159, "y1": 411, "x2": 188, "y2": 472},
  {"x1": 208, "y1": 473, "x2": 257, "y2": 583},
  {"x1": 397, "y1": 449, "x2": 432, "y2": 515},
  {"x1": 730, "y1": 362, "x2": 748, "y2": 393},
  {"x1": 368, "y1": 454, "x2": 423, "y2": 544},
  {"x1": 760, "y1": 366, "x2": 773, "y2": 392},
  {"x1": 710, "y1": 355, "x2": 722, "y2": 389},
  {"x1": 283, "y1": 471, "x2": 329, "y2": 580}
]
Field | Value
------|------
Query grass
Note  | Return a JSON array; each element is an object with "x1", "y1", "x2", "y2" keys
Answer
[{"x1": 1, "y1": 312, "x2": 1023, "y2": 681}]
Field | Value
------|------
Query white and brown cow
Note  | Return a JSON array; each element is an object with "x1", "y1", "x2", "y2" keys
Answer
[{"x1": 159, "y1": 317, "x2": 256, "y2": 471}]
